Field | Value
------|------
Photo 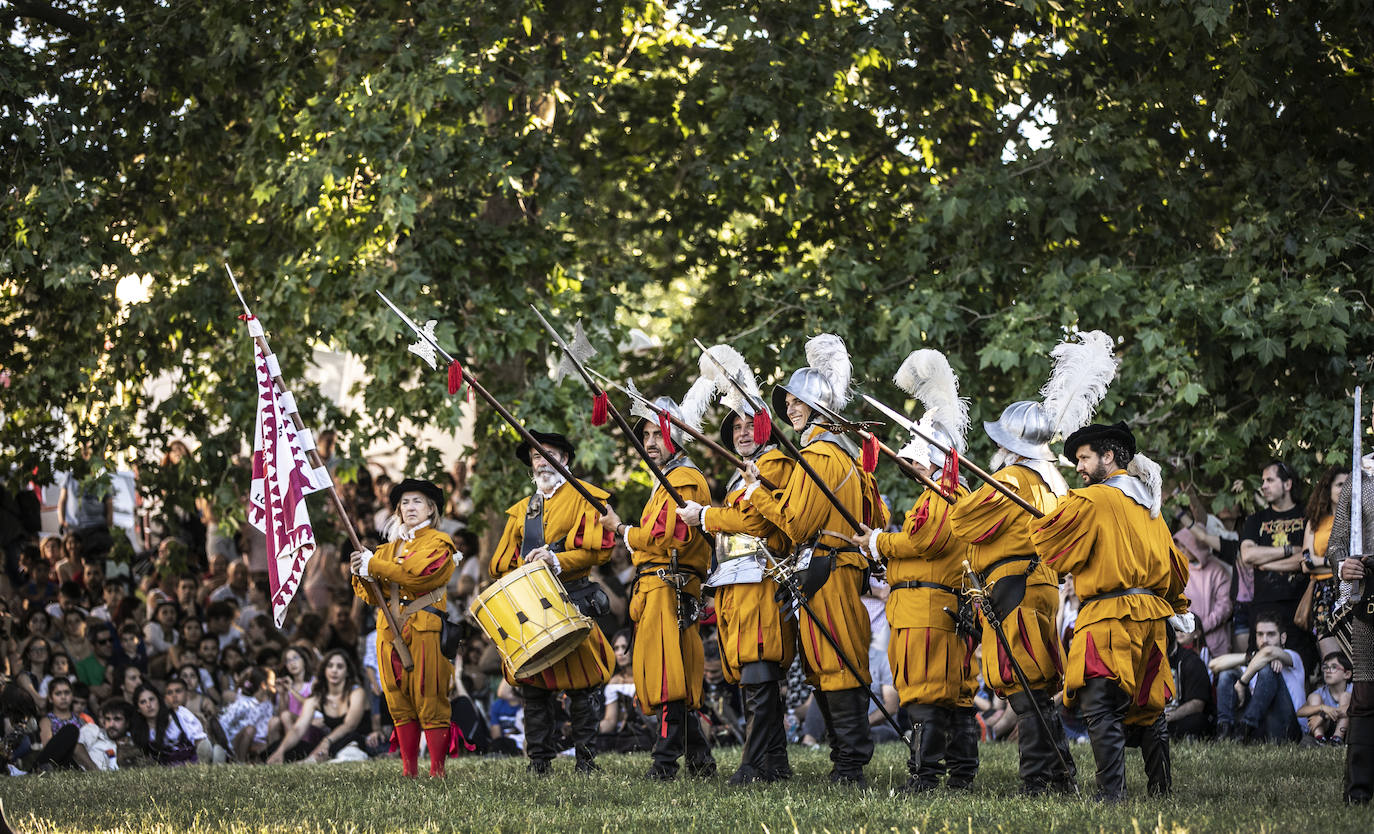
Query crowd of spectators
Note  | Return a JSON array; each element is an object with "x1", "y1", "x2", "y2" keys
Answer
[{"x1": 0, "y1": 440, "x2": 1356, "y2": 777}]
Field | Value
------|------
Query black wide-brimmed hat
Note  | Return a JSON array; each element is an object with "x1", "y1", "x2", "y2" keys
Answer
[
  {"x1": 389, "y1": 478, "x2": 444, "y2": 511},
  {"x1": 1062, "y1": 421, "x2": 1136, "y2": 459},
  {"x1": 515, "y1": 430, "x2": 577, "y2": 467}
]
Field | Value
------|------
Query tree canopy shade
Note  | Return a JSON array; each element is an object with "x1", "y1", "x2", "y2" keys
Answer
[{"x1": 3, "y1": 0, "x2": 1372, "y2": 522}]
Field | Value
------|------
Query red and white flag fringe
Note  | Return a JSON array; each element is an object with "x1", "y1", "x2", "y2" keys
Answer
[{"x1": 244, "y1": 317, "x2": 331, "y2": 628}]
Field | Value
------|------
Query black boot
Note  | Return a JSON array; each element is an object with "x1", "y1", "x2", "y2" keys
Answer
[
  {"x1": 1345, "y1": 682, "x2": 1374, "y2": 804},
  {"x1": 1139, "y1": 713, "x2": 1171, "y2": 797},
  {"x1": 732, "y1": 681, "x2": 784, "y2": 785},
  {"x1": 760, "y1": 681, "x2": 792, "y2": 781},
  {"x1": 1009, "y1": 689, "x2": 1076, "y2": 796},
  {"x1": 945, "y1": 706, "x2": 980, "y2": 790},
  {"x1": 1078, "y1": 679, "x2": 1129, "y2": 802},
  {"x1": 568, "y1": 687, "x2": 604, "y2": 774},
  {"x1": 520, "y1": 685, "x2": 556, "y2": 775},
  {"x1": 899, "y1": 704, "x2": 950, "y2": 793},
  {"x1": 684, "y1": 707, "x2": 717, "y2": 777},
  {"x1": 648, "y1": 701, "x2": 687, "y2": 781},
  {"x1": 825, "y1": 688, "x2": 875, "y2": 787}
]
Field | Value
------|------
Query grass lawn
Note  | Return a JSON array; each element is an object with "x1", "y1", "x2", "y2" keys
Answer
[{"x1": 1, "y1": 739, "x2": 1361, "y2": 833}]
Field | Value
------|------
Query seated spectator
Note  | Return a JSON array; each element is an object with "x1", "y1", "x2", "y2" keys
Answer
[
  {"x1": 22, "y1": 608, "x2": 55, "y2": 647},
  {"x1": 166, "y1": 672, "x2": 216, "y2": 731},
  {"x1": 37, "y1": 678, "x2": 93, "y2": 770},
  {"x1": 75, "y1": 621, "x2": 117, "y2": 702},
  {"x1": 1299, "y1": 652, "x2": 1353, "y2": 744},
  {"x1": 488, "y1": 680, "x2": 524, "y2": 753},
  {"x1": 39, "y1": 650, "x2": 74, "y2": 701},
  {"x1": 13, "y1": 635, "x2": 53, "y2": 705},
  {"x1": 91, "y1": 575, "x2": 135, "y2": 625},
  {"x1": 267, "y1": 649, "x2": 370, "y2": 764},
  {"x1": 1167, "y1": 624, "x2": 1216, "y2": 740},
  {"x1": 216, "y1": 644, "x2": 249, "y2": 700},
  {"x1": 132, "y1": 682, "x2": 206, "y2": 766},
  {"x1": 58, "y1": 606, "x2": 93, "y2": 661},
  {"x1": 273, "y1": 646, "x2": 315, "y2": 742},
  {"x1": 597, "y1": 630, "x2": 653, "y2": 754},
  {"x1": 243, "y1": 614, "x2": 286, "y2": 661},
  {"x1": 1177, "y1": 527, "x2": 1232, "y2": 662},
  {"x1": 219, "y1": 667, "x2": 276, "y2": 762},
  {"x1": 1211, "y1": 611, "x2": 1306, "y2": 743},
  {"x1": 112, "y1": 663, "x2": 141, "y2": 702},
  {"x1": 209, "y1": 561, "x2": 251, "y2": 610},
  {"x1": 79, "y1": 698, "x2": 149, "y2": 771},
  {"x1": 206, "y1": 600, "x2": 245, "y2": 652},
  {"x1": 55, "y1": 533, "x2": 87, "y2": 587},
  {"x1": 81, "y1": 562, "x2": 106, "y2": 612},
  {"x1": 18, "y1": 545, "x2": 59, "y2": 615},
  {"x1": 178, "y1": 661, "x2": 220, "y2": 710},
  {"x1": 116, "y1": 620, "x2": 148, "y2": 673},
  {"x1": 175, "y1": 574, "x2": 204, "y2": 624},
  {"x1": 169, "y1": 617, "x2": 205, "y2": 669}
]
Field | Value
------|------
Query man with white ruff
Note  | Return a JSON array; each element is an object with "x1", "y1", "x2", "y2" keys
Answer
[
  {"x1": 948, "y1": 330, "x2": 1118, "y2": 795},
  {"x1": 1031, "y1": 422, "x2": 1192, "y2": 801}
]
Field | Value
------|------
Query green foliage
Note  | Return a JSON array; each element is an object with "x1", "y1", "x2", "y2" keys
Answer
[
  {"x1": 1, "y1": 743, "x2": 1365, "y2": 833},
  {"x1": 2, "y1": 1, "x2": 1371, "y2": 521}
]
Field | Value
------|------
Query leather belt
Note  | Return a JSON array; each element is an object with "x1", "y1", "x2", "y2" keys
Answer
[
  {"x1": 981, "y1": 554, "x2": 1036, "y2": 575},
  {"x1": 890, "y1": 580, "x2": 958, "y2": 594},
  {"x1": 1082, "y1": 587, "x2": 1158, "y2": 606}
]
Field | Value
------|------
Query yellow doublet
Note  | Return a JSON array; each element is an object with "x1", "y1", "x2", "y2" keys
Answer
[
  {"x1": 874, "y1": 484, "x2": 977, "y2": 708},
  {"x1": 352, "y1": 526, "x2": 455, "y2": 729},
  {"x1": 749, "y1": 426, "x2": 885, "y2": 691},
  {"x1": 948, "y1": 464, "x2": 1064, "y2": 695},
  {"x1": 490, "y1": 479, "x2": 616, "y2": 691},
  {"x1": 702, "y1": 448, "x2": 797, "y2": 682},
  {"x1": 627, "y1": 462, "x2": 712, "y2": 712},
  {"x1": 1031, "y1": 472, "x2": 1190, "y2": 723}
]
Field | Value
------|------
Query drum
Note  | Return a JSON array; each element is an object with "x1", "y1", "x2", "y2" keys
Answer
[{"x1": 469, "y1": 560, "x2": 592, "y2": 678}]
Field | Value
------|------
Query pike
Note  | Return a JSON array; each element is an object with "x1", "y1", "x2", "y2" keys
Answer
[
  {"x1": 586, "y1": 366, "x2": 779, "y2": 491},
  {"x1": 963, "y1": 558, "x2": 1078, "y2": 791},
  {"x1": 229, "y1": 269, "x2": 412, "y2": 669},
  {"x1": 530, "y1": 305, "x2": 689, "y2": 508},
  {"x1": 376, "y1": 291, "x2": 606, "y2": 515},
  {"x1": 864, "y1": 394, "x2": 1045, "y2": 519}
]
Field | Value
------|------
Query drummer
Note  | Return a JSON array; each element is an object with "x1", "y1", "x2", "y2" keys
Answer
[
  {"x1": 350, "y1": 478, "x2": 457, "y2": 778},
  {"x1": 490, "y1": 430, "x2": 618, "y2": 775}
]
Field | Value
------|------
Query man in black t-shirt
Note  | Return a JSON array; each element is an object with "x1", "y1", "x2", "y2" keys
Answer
[
  {"x1": 1240, "y1": 461, "x2": 1318, "y2": 671},
  {"x1": 1241, "y1": 462, "x2": 1307, "y2": 621}
]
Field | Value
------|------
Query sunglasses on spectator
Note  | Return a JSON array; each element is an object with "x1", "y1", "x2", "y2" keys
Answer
[{"x1": 93, "y1": 635, "x2": 113, "y2": 645}]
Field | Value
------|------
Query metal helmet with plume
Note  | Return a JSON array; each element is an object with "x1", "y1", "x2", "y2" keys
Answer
[
  {"x1": 772, "y1": 333, "x2": 853, "y2": 420},
  {"x1": 893, "y1": 349, "x2": 969, "y2": 471},
  {"x1": 695, "y1": 344, "x2": 775, "y2": 449},
  {"x1": 984, "y1": 330, "x2": 1118, "y2": 462},
  {"x1": 627, "y1": 375, "x2": 715, "y2": 451}
]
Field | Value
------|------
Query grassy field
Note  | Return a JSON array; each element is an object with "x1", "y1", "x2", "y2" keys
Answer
[{"x1": 0, "y1": 740, "x2": 1362, "y2": 833}]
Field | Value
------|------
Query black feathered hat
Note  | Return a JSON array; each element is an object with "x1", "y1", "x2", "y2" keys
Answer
[
  {"x1": 1062, "y1": 421, "x2": 1136, "y2": 459},
  {"x1": 389, "y1": 478, "x2": 444, "y2": 511},
  {"x1": 515, "y1": 430, "x2": 577, "y2": 468}
]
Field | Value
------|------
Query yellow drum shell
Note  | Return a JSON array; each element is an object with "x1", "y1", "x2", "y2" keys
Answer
[{"x1": 469, "y1": 560, "x2": 592, "y2": 678}]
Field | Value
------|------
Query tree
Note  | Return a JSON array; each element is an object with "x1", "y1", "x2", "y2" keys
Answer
[{"x1": 3, "y1": 0, "x2": 1371, "y2": 528}]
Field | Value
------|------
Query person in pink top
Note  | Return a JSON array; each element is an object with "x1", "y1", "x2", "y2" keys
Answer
[{"x1": 1175, "y1": 528, "x2": 1232, "y2": 661}]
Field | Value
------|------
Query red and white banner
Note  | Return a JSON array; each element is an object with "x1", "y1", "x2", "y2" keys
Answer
[{"x1": 245, "y1": 321, "x2": 331, "y2": 627}]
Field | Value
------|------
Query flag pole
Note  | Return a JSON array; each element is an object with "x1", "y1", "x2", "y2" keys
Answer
[{"x1": 227, "y1": 265, "x2": 414, "y2": 670}]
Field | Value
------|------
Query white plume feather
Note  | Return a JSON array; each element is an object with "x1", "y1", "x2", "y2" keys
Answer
[
  {"x1": 1127, "y1": 452, "x2": 1163, "y2": 518},
  {"x1": 805, "y1": 333, "x2": 852, "y2": 409},
  {"x1": 699, "y1": 344, "x2": 761, "y2": 416},
  {"x1": 893, "y1": 349, "x2": 969, "y2": 452},
  {"x1": 1040, "y1": 329, "x2": 1119, "y2": 437},
  {"x1": 679, "y1": 376, "x2": 717, "y2": 435}
]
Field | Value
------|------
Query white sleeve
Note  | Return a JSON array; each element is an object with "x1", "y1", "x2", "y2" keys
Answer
[{"x1": 176, "y1": 706, "x2": 208, "y2": 742}]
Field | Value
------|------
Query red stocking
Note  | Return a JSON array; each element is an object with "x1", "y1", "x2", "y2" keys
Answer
[
  {"x1": 424, "y1": 726, "x2": 450, "y2": 777},
  {"x1": 395, "y1": 721, "x2": 421, "y2": 778}
]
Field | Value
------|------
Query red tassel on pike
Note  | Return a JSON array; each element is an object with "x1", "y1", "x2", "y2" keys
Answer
[
  {"x1": 752, "y1": 410, "x2": 771, "y2": 445},
  {"x1": 657, "y1": 411, "x2": 675, "y2": 456},
  {"x1": 941, "y1": 446, "x2": 960, "y2": 494},
  {"x1": 447, "y1": 359, "x2": 463, "y2": 395},
  {"x1": 862, "y1": 433, "x2": 879, "y2": 473},
  {"x1": 591, "y1": 391, "x2": 609, "y2": 426}
]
